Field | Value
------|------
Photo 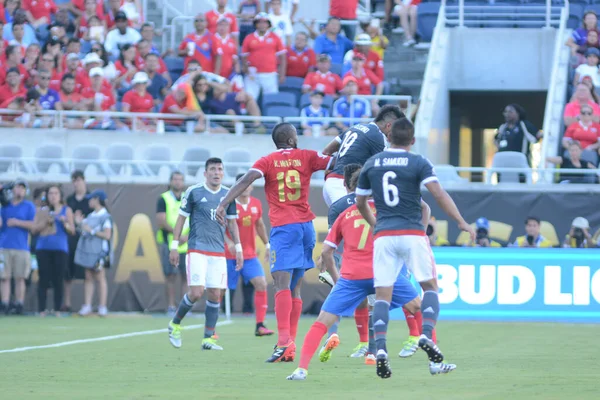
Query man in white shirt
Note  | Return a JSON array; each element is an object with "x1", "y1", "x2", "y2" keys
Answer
[
  {"x1": 574, "y1": 47, "x2": 600, "y2": 89},
  {"x1": 268, "y1": 0, "x2": 294, "y2": 47},
  {"x1": 267, "y1": 0, "x2": 299, "y2": 22},
  {"x1": 104, "y1": 11, "x2": 142, "y2": 58}
]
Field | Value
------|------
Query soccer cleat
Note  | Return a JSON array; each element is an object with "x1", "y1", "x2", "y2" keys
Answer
[
  {"x1": 349, "y1": 342, "x2": 368, "y2": 358},
  {"x1": 266, "y1": 341, "x2": 296, "y2": 363},
  {"x1": 318, "y1": 271, "x2": 335, "y2": 287},
  {"x1": 429, "y1": 361, "x2": 457, "y2": 375},
  {"x1": 318, "y1": 333, "x2": 340, "y2": 362},
  {"x1": 168, "y1": 321, "x2": 182, "y2": 348},
  {"x1": 418, "y1": 334, "x2": 444, "y2": 363},
  {"x1": 365, "y1": 353, "x2": 376, "y2": 365},
  {"x1": 201, "y1": 337, "x2": 223, "y2": 350},
  {"x1": 286, "y1": 368, "x2": 308, "y2": 380},
  {"x1": 399, "y1": 336, "x2": 419, "y2": 358},
  {"x1": 255, "y1": 325, "x2": 275, "y2": 337},
  {"x1": 375, "y1": 350, "x2": 392, "y2": 379}
]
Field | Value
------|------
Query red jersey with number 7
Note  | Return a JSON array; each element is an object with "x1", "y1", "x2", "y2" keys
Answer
[
  {"x1": 250, "y1": 148, "x2": 331, "y2": 227},
  {"x1": 324, "y1": 201, "x2": 375, "y2": 280},
  {"x1": 225, "y1": 197, "x2": 263, "y2": 260}
]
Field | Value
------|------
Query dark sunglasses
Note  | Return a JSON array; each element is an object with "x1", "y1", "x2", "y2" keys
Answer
[
  {"x1": 581, "y1": 111, "x2": 593, "y2": 115},
  {"x1": 39, "y1": 76, "x2": 51, "y2": 80},
  {"x1": 91, "y1": 48, "x2": 102, "y2": 52},
  {"x1": 195, "y1": 19, "x2": 205, "y2": 22},
  {"x1": 42, "y1": 58, "x2": 54, "y2": 62}
]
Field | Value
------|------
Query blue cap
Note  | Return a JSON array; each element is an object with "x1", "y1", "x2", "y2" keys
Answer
[
  {"x1": 586, "y1": 47, "x2": 600, "y2": 58},
  {"x1": 86, "y1": 189, "x2": 107, "y2": 202},
  {"x1": 476, "y1": 217, "x2": 489, "y2": 231}
]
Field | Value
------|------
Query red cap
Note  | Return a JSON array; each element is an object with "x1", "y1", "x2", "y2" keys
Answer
[{"x1": 342, "y1": 75, "x2": 358, "y2": 86}]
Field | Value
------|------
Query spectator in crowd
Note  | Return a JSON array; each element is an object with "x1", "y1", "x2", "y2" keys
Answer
[
  {"x1": 343, "y1": 33, "x2": 384, "y2": 81},
  {"x1": 0, "y1": 66, "x2": 26, "y2": 99},
  {"x1": 76, "y1": 0, "x2": 103, "y2": 40},
  {"x1": 562, "y1": 103, "x2": 600, "y2": 153},
  {"x1": 68, "y1": 0, "x2": 104, "y2": 19},
  {"x1": 580, "y1": 75, "x2": 600, "y2": 104},
  {"x1": 35, "y1": 69, "x2": 61, "y2": 111},
  {"x1": 394, "y1": 0, "x2": 420, "y2": 47},
  {"x1": 241, "y1": 13, "x2": 286, "y2": 100},
  {"x1": 139, "y1": 23, "x2": 159, "y2": 54},
  {"x1": 40, "y1": 51, "x2": 62, "y2": 91},
  {"x1": 58, "y1": 74, "x2": 85, "y2": 128},
  {"x1": 23, "y1": 42, "x2": 39, "y2": 70},
  {"x1": 495, "y1": 103, "x2": 542, "y2": 162},
  {"x1": 64, "y1": 38, "x2": 82, "y2": 64},
  {"x1": 574, "y1": 31, "x2": 600, "y2": 69},
  {"x1": 0, "y1": 45, "x2": 30, "y2": 85},
  {"x1": 78, "y1": 52, "x2": 114, "y2": 93},
  {"x1": 366, "y1": 19, "x2": 389, "y2": 60},
  {"x1": 3, "y1": 10, "x2": 37, "y2": 46},
  {"x1": 156, "y1": 171, "x2": 189, "y2": 315},
  {"x1": 114, "y1": 43, "x2": 138, "y2": 94},
  {"x1": 286, "y1": 32, "x2": 316, "y2": 78},
  {"x1": 268, "y1": 0, "x2": 293, "y2": 47},
  {"x1": 62, "y1": 52, "x2": 83, "y2": 88},
  {"x1": 53, "y1": 9, "x2": 76, "y2": 38},
  {"x1": 178, "y1": 13, "x2": 213, "y2": 73},
  {"x1": 546, "y1": 141, "x2": 597, "y2": 183},
  {"x1": 0, "y1": 0, "x2": 20, "y2": 25},
  {"x1": 0, "y1": 179, "x2": 35, "y2": 315},
  {"x1": 297, "y1": 17, "x2": 322, "y2": 40},
  {"x1": 0, "y1": 88, "x2": 40, "y2": 127},
  {"x1": 136, "y1": 39, "x2": 170, "y2": 84},
  {"x1": 120, "y1": 0, "x2": 143, "y2": 29},
  {"x1": 300, "y1": 90, "x2": 332, "y2": 136},
  {"x1": 343, "y1": 53, "x2": 383, "y2": 112},
  {"x1": 564, "y1": 83, "x2": 600, "y2": 125},
  {"x1": 48, "y1": 21, "x2": 68, "y2": 47},
  {"x1": 122, "y1": 71, "x2": 154, "y2": 129},
  {"x1": 566, "y1": 10, "x2": 598, "y2": 66},
  {"x1": 33, "y1": 184, "x2": 74, "y2": 317},
  {"x1": 206, "y1": 0, "x2": 239, "y2": 40},
  {"x1": 314, "y1": 17, "x2": 353, "y2": 65},
  {"x1": 81, "y1": 67, "x2": 120, "y2": 129},
  {"x1": 331, "y1": 76, "x2": 372, "y2": 133},
  {"x1": 160, "y1": 83, "x2": 206, "y2": 132},
  {"x1": 302, "y1": 53, "x2": 341, "y2": 96},
  {"x1": 513, "y1": 217, "x2": 552, "y2": 248},
  {"x1": 465, "y1": 217, "x2": 502, "y2": 247},
  {"x1": 213, "y1": 16, "x2": 239, "y2": 79},
  {"x1": 104, "y1": 11, "x2": 141, "y2": 58},
  {"x1": 426, "y1": 216, "x2": 450, "y2": 247},
  {"x1": 144, "y1": 52, "x2": 168, "y2": 105},
  {"x1": 90, "y1": 44, "x2": 118, "y2": 82},
  {"x1": 81, "y1": 15, "x2": 106, "y2": 45},
  {"x1": 266, "y1": 0, "x2": 298, "y2": 22},
  {"x1": 172, "y1": 58, "x2": 230, "y2": 91},
  {"x1": 75, "y1": 189, "x2": 113, "y2": 317},
  {"x1": 238, "y1": 0, "x2": 260, "y2": 44},
  {"x1": 329, "y1": 0, "x2": 358, "y2": 39},
  {"x1": 563, "y1": 217, "x2": 595, "y2": 248},
  {"x1": 574, "y1": 48, "x2": 600, "y2": 88},
  {"x1": 64, "y1": 170, "x2": 91, "y2": 312},
  {"x1": 11, "y1": 19, "x2": 36, "y2": 50}
]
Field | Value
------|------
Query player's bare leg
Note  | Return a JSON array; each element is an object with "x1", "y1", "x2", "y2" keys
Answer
[
  {"x1": 250, "y1": 276, "x2": 274, "y2": 336},
  {"x1": 287, "y1": 311, "x2": 339, "y2": 380},
  {"x1": 266, "y1": 271, "x2": 296, "y2": 363},
  {"x1": 168, "y1": 285, "x2": 204, "y2": 349}
]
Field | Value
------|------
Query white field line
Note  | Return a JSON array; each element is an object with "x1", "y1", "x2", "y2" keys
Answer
[{"x1": 0, "y1": 319, "x2": 233, "y2": 354}]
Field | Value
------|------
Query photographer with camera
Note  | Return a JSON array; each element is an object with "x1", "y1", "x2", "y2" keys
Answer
[
  {"x1": 513, "y1": 216, "x2": 553, "y2": 248},
  {"x1": 426, "y1": 216, "x2": 450, "y2": 247},
  {"x1": 466, "y1": 218, "x2": 502, "y2": 248},
  {"x1": 563, "y1": 217, "x2": 595, "y2": 248},
  {"x1": 0, "y1": 180, "x2": 36, "y2": 315}
]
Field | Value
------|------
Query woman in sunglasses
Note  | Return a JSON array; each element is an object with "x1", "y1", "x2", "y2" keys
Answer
[
  {"x1": 90, "y1": 43, "x2": 117, "y2": 82},
  {"x1": 563, "y1": 104, "x2": 600, "y2": 157}
]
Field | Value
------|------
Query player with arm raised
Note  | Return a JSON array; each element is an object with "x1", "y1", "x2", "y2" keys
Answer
[
  {"x1": 321, "y1": 105, "x2": 404, "y2": 207},
  {"x1": 167, "y1": 158, "x2": 243, "y2": 351},
  {"x1": 355, "y1": 118, "x2": 475, "y2": 377},
  {"x1": 216, "y1": 123, "x2": 332, "y2": 363},
  {"x1": 224, "y1": 173, "x2": 274, "y2": 337}
]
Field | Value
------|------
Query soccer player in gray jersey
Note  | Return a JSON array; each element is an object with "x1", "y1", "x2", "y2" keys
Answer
[
  {"x1": 167, "y1": 158, "x2": 243, "y2": 351},
  {"x1": 321, "y1": 105, "x2": 404, "y2": 207},
  {"x1": 356, "y1": 118, "x2": 475, "y2": 378}
]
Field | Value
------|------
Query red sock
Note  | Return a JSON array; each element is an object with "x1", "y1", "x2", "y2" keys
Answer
[
  {"x1": 254, "y1": 290, "x2": 268, "y2": 325},
  {"x1": 415, "y1": 310, "x2": 423, "y2": 335},
  {"x1": 275, "y1": 289, "x2": 292, "y2": 346},
  {"x1": 403, "y1": 308, "x2": 420, "y2": 337},
  {"x1": 299, "y1": 321, "x2": 328, "y2": 370},
  {"x1": 354, "y1": 307, "x2": 369, "y2": 343},
  {"x1": 432, "y1": 328, "x2": 437, "y2": 344},
  {"x1": 290, "y1": 298, "x2": 303, "y2": 341}
]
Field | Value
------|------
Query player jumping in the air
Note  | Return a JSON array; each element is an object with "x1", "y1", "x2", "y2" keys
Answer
[
  {"x1": 216, "y1": 123, "x2": 332, "y2": 363},
  {"x1": 167, "y1": 158, "x2": 243, "y2": 351},
  {"x1": 224, "y1": 173, "x2": 274, "y2": 337},
  {"x1": 286, "y1": 197, "x2": 420, "y2": 381},
  {"x1": 321, "y1": 104, "x2": 405, "y2": 207},
  {"x1": 356, "y1": 118, "x2": 475, "y2": 377}
]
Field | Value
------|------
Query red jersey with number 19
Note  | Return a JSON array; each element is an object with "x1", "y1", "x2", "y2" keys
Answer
[
  {"x1": 225, "y1": 197, "x2": 263, "y2": 260},
  {"x1": 324, "y1": 201, "x2": 375, "y2": 280},
  {"x1": 251, "y1": 148, "x2": 331, "y2": 227}
]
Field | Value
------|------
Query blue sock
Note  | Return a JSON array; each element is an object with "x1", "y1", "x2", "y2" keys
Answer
[
  {"x1": 172, "y1": 294, "x2": 194, "y2": 325},
  {"x1": 421, "y1": 291, "x2": 440, "y2": 339},
  {"x1": 204, "y1": 300, "x2": 220, "y2": 338},
  {"x1": 372, "y1": 300, "x2": 390, "y2": 353},
  {"x1": 328, "y1": 316, "x2": 340, "y2": 336}
]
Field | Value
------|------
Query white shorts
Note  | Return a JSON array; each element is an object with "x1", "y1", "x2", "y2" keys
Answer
[
  {"x1": 186, "y1": 252, "x2": 228, "y2": 289},
  {"x1": 244, "y1": 72, "x2": 279, "y2": 100},
  {"x1": 373, "y1": 235, "x2": 436, "y2": 287},
  {"x1": 323, "y1": 177, "x2": 347, "y2": 207}
]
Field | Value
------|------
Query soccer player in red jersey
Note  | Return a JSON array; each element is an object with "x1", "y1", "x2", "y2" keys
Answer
[
  {"x1": 216, "y1": 123, "x2": 332, "y2": 363},
  {"x1": 225, "y1": 173, "x2": 274, "y2": 337},
  {"x1": 286, "y1": 198, "x2": 420, "y2": 381}
]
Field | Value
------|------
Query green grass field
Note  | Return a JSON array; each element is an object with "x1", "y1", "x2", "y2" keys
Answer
[{"x1": 0, "y1": 315, "x2": 596, "y2": 400}]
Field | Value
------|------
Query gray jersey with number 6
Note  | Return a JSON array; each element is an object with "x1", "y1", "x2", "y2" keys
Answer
[
  {"x1": 356, "y1": 149, "x2": 438, "y2": 235},
  {"x1": 330, "y1": 122, "x2": 387, "y2": 176}
]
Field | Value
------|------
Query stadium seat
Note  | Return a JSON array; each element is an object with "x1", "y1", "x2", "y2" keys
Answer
[
  {"x1": 262, "y1": 92, "x2": 298, "y2": 109},
  {"x1": 280, "y1": 77, "x2": 304, "y2": 91},
  {"x1": 223, "y1": 148, "x2": 252, "y2": 179},
  {"x1": 72, "y1": 145, "x2": 102, "y2": 174},
  {"x1": 568, "y1": 4, "x2": 584, "y2": 29},
  {"x1": 181, "y1": 146, "x2": 211, "y2": 177},
  {"x1": 34, "y1": 144, "x2": 68, "y2": 174},
  {"x1": 433, "y1": 165, "x2": 469, "y2": 184},
  {"x1": 144, "y1": 145, "x2": 175, "y2": 176},
  {"x1": 164, "y1": 56, "x2": 185, "y2": 84},
  {"x1": 0, "y1": 144, "x2": 26, "y2": 173},
  {"x1": 105, "y1": 143, "x2": 146, "y2": 176},
  {"x1": 417, "y1": 3, "x2": 441, "y2": 42},
  {"x1": 299, "y1": 93, "x2": 334, "y2": 110},
  {"x1": 330, "y1": 63, "x2": 343, "y2": 76},
  {"x1": 490, "y1": 151, "x2": 532, "y2": 184},
  {"x1": 266, "y1": 105, "x2": 301, "y2": 118}
]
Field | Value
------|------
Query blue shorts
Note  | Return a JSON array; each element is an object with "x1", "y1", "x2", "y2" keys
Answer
[
  {"x1": 226, "y1": 258, "x2": 265, "y2": 290},
  {"x1": 269, "y1": 221, "x2": 316, "y2": 273},
  {"x1": 321, "y1": 275, "x2": 418, "y2": 317}
]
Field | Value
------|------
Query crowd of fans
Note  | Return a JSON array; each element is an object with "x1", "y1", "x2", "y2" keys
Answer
[{"x1": 0, "y1": 0, "x2": 399, "y2": 135}]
